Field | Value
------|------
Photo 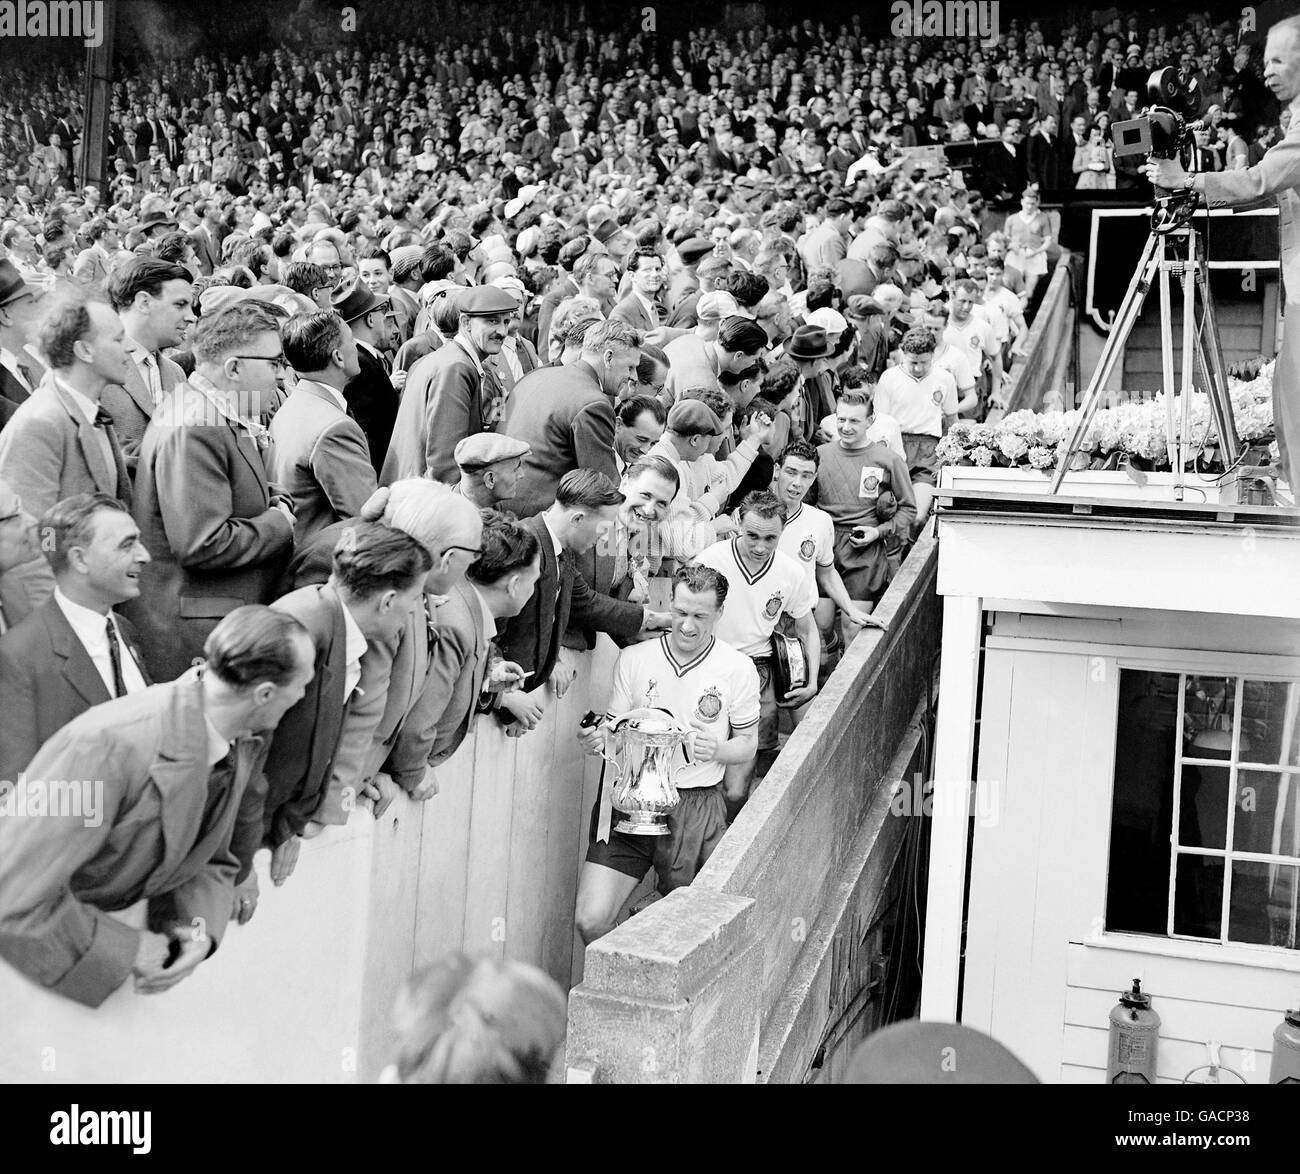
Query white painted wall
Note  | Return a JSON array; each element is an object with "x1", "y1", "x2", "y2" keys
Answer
[{"x1": 962, "y1": 631, "x2": 1300, "y2": 1084}]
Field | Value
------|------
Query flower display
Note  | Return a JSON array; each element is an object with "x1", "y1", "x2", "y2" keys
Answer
[{"x1": 935, "y1": 361, "x2": 1276, "y2": 473}]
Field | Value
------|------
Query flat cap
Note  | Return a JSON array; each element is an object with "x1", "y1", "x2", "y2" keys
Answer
[
  {"x1": 198, "y1": 285, "x2": 254, "y2": 317},
  {"x1": 845, "y1": 294, "x2": 885, "y2": 318},
  {"x1": 389, "y1": 244, "x2": 424, "y2": 270},
  {"x1": 666, "y1": 399, "x2": 723, "y2": 436},
  {"x1": 458, "y1": 285, "x2": 519, "y2": 316},
  {"x1": 805, "y1": 307, "x2": 848, "y2": 336},
  {"x1": 676, "y1": 236, "x2": 714, "y2": 265},
  {"x1": 696, "y1": 290, "x2": 741, "y2": 322},
  {"x1": 454, "y1": 433, "x2": 531, "y2": 470}
]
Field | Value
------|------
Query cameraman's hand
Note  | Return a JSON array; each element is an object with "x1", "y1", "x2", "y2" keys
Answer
[{"x1": 1143, "y1": 158, "x2": 1192, "y2": 190}]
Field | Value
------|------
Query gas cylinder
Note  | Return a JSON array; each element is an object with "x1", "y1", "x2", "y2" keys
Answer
[
  {"x1": 1270, "y1": 1009, "x2": 1300, "y2": 1084},
  {"x1": 1107, "y1": 978, "x2": 1161, "y2": 1084}
]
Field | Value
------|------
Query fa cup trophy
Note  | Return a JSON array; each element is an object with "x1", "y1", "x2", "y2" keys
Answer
[{"x1": 598, "y1": 679, "x2": 692, "y2": 835}]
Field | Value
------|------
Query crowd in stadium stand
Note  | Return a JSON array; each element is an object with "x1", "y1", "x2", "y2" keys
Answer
[{"x1": 0, "y1": 5, "x2": 1284, "y2": 1018}]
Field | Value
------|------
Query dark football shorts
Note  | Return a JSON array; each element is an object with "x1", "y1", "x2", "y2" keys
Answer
[
  {"x1": 586, "y1": 782, "x2": 728, "y2": 895},
  {"x1": 901, "y1": 432, "x2": 940, "y2": 487}
]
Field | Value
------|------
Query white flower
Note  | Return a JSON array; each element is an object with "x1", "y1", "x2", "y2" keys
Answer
[
  {"x1": 997, "y1": 432, "x2": 1029, "y2": 462},
  {"x1": 1027, "y1": 445, "x2": 1055, "y2": 470},
  {"x1": 971, "y1": 445, "x2": 995, "y2": 467}
]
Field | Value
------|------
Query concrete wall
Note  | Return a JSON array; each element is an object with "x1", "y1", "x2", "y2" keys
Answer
[
  {"x1": 565, "y1": 537, "x2": 942, "y2": 1083},
  {"x1": 0, "y1": 642, "x2": 616, "y2": 1084}
]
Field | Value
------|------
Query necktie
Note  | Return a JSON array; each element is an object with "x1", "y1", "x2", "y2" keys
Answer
[
  {"x1": 15, "y1": 362, "x2": 34, "y2": 392},
  {"x1": 141, "y1": 352, "x2": 161, "y2": 401},
  {"x1": 105, "y1": 615, "x2": 128, "y2": 698},
  {"x1": 94, "y1": 406, "x2": 115, "y2": 429}
]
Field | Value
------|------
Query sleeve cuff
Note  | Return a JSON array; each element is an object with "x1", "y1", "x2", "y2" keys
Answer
[{"x1": 51, "y1": 913, "x2": 140, "y2": 1008}]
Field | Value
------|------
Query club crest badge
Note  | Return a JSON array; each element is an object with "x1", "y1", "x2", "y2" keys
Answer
[
  {"x1": 695, "y1": 686, "x2": 723, "y2": 722},
  {"x1": 858, "y1": 466, "x2": 883, "y2": 498},
  {"x1": 932, "y1": 387, "x2": 945, "y2": 405},
  {"x1": 763, "y1": 592, "x2": 783, "y2": 619},
  {"x1": 799, "y1": 535, "x2": 816, "y2": 561}
]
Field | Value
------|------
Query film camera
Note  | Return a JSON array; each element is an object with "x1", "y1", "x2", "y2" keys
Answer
[
  {"x1": 1111, "y1": 67, "x2": 1202, "y2": 162},
  {"x1": 1112, "y1": 67, "x2": 1205, "y2": 231}
]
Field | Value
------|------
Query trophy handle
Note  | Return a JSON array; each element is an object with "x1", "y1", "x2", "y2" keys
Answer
[{"x1": 596, "y1": 719, "x2": 621, "y2": 783}]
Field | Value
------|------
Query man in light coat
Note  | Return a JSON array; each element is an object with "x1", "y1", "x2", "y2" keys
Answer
[
  {"x1": 1146, "y1": 14, "x2": 1300, "y2": 494},
  {"x1": 380, "y1": 285, "x2": 515, "y2": 484},
  {"x1": 0, "y1": 294, "x2": 134, "y2": 606},
  {"x1": 0, "y1": 607, "x2": 314, "y2": 1007},
  {"x1": 124, "y1": 301, "x2": 295, "y2": 681},
  {"x1": 272, "y1": 310, "x2": 377, "y2": 546}
]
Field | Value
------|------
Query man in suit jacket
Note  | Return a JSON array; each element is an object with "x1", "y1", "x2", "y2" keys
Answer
[
  {"x1": 71, "y1": 219, "x2": 121, "y2": 289},
  {"x1": 0, "y1": 606, "x2": 314, "y2": 1007},
  {"x1": 1146, "y1": 14, "x2": 1300, "y2": 493},
  {"x1": 102, "y1": 258, "x2": 193, "y2": 469},
  {"x1": 0, "y1": 296, "x2": 133, "y2": 607},
  {"x1": 272, "y1": 310, "x2": 377, "y2": 546},
  {"x1": 983, "y1": 125, "x2": 1026, "y2": 200},
  {"x1": 386, "y1": 514, "x2": 539, "y2": 791},
  {"x1": 798, "y1": 200, "x2": 852, "y2": 274},
  {"x1": 333, "y1": 283, "x2": 399, "y2": 475},
  {"x1": 233, "y1": 522, "x2": 429, "y2": 893},
  {"x1": 187, "y1": 200, "x2": 223, "y2": 277},
  {"x1": 1025, "y1": 115, "x2": 1061, "y2": 193},
  {"x1": 124, "y1": 302, "x2": 295, "y2": 681},
  {"x1": 287, "y1": 478, "x2": 485, "y2": 803},
  {"x1": 494, "y1": 470, "x2": 665, "y2": 732},
  {"x1": 503, "y1": 317, "x2": 636, "y2": 521},
  {"x1": 0, "y1": 495, "x2": 151, "y2": 782},
  {"x1": 610, "y1": 250, "x2": 665, "y2": 332},
  {"x1": 381, "y1": 286, "x2": 516, "y2": 485}
]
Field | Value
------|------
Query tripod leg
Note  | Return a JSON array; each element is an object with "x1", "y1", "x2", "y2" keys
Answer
[
  {"x1": 1160, "y1": 238, "x2": 1179, "y2": 473},
  {"x1": 1179, "y1": 243, "x2": 1198, "y2": 485},
  {"x1": 1050, "y1": 232, "x2": 1162, "y2": 493},
  {"x1": 1193, "y1": 262, "x2": 1242, "y2": 464}
]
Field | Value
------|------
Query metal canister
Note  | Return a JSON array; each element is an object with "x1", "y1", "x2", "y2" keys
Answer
[
  {"x1": 1270, "y1": 1009, "x2": 1300, "y2": 1084},
  {"x1": 1107, "y1": 978, "x2": 1161, "y2": 1084}
]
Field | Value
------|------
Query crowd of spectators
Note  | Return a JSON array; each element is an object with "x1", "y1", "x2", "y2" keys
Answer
[{"x1": 0, "y1": 4, "x2": 1287, "y2": 1033}]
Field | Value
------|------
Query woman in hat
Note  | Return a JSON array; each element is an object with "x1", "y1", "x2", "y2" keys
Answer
[{"x1": 1073, "y1": 123, "x2": 1115, "y2": 191}]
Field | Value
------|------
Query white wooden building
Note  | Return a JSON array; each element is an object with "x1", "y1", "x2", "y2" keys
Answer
[{"x1": 921, "y1": 468, "x2": 1300, "y2": 1083}]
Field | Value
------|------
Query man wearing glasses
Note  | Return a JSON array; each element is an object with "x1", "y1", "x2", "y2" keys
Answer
[
  {"x1": 124, "y1": 302, "x2": 296, "y2": 681},
  {"x1": 307, "y1": 237, "x2": 348, "y2": 299}
]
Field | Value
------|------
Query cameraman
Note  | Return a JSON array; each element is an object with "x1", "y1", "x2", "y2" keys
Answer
[{"x1": 1145, "y1": 16, "x2": 1300, "y2": 496}]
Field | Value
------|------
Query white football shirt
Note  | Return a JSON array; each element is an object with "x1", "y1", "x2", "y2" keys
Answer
[
  {"x1": 776, "y1": 501, "x2": 834, "y2": 609},
  {"x1": 693, "y1": 538, "x2": 812, "y2": 657},
  {"x1": 873, "y1": 365, "x2": 958, "y2": 437}
]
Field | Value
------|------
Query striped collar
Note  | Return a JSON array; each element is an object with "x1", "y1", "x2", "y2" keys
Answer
[
  {"x1": 661, "y1": 633, "x2": 715, "y2": 677},
  {"x1": 785, "y1": 502, "x2": 803, "y2": 526},
  {"x1": 730, "y1": 537, "x2": 774, "y2": 586}
]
